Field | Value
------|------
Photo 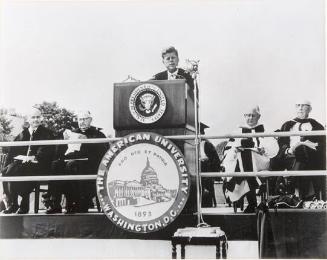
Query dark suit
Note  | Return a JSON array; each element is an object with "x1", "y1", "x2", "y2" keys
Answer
[
  {"x1": 152, "y1": 68, "x2": 195, "y2": 98},
  {"x1": 50, "y1": 126, "x2": 109, "y2": 212},
  {"x1": 2, "y1": 125, "x2": 55, "y2": 211}
]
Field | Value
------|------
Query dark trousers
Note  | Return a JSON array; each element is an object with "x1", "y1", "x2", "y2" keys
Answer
[
  {"x1": 201, "y1": 178, "x2": 217, "y2": 207},
  {"x1": 2, "y1": 161, "x2": 43, "y2": 209},
  {"x1": 276, "y1": 145, "x2": 326, "y2": 200},
  {"x1": 49, "y1": 159, "x2": 96, "y2": 211}
]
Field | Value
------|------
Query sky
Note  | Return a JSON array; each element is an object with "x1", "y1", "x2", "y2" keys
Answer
[{"x1": 0, "y1": 0, "x2": 325, "y2": 141}]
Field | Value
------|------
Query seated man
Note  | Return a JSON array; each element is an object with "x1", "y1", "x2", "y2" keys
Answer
[
  {"x1": 223, "y1": 105, "x2": 278, "y2": 213},
  {"x1": 272, "y1": 100, "x2": 326, "y2": 200},
  {"x1": 47, "y1": 110, "x2": 109, "y2": 213},
  {"x1": 2, "y1": 107, "x2": 55, "y2": 214},
  {"x1": 200, "y1": 139, "x2": 221, "y2": 208},
  {"x1": 198, "y1": 123, "x2": 221, "y2": 208},
  {"x1": 151, "y1": 46, "x2": 194, "y2": 96}
]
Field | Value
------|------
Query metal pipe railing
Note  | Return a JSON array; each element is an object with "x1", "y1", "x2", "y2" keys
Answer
[
  {"x1": 0, "y1": 131, "x2": 325, "y2": 182},
  {"x1": 0, "y1": 170, "x2": 326, "y2": 182},
  {"x1": 0, "y1": 175, "x2": 97, "y2": 182},
  {"x1": 200, "y1": 170, "x2": 327, "y2": 178},
  {"x1": 0, "y1": 138, "x2": 118, "y2": 147},
  {"x1": 167, "y1": 130, "x2": 326, "y2": 140},
  {"x1": 0, "y1": 130, "x2": 325, "y2": 147}
]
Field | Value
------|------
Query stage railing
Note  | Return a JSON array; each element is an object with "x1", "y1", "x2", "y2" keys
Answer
[
  {"x1": 0, "y1": 130, "x2": 326, "y2": 183},
  {"x1": 0, "y1": 170, "x2": 326, "y2": 182},
  {"x1": 0, "y1": 130, "x2": 325, "y2": 147}
]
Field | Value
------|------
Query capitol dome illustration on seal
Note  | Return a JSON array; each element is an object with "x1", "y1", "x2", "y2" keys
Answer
[{"x1": 140, "y1": 158, "x2": 159, "y2": 186}]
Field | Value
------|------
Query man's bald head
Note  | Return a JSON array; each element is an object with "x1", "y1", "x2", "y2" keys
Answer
[
  {"x1": 295, "y1": 100, "x2": 312, "y2": 119},
  {"x1": 244, "y1": 105, "x2": 261, "y2": 127},
  {"x1": 26, "y1": 107, "x2": 43, "y2": 130},
  {"x1": 76, "y1": 110, "x2": 92, "y2": 131}
]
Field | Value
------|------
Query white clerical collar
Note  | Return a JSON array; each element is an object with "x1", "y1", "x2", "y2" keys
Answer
[
  {"x1": 80, "y1": 127, "x2": 90, "y2": 133},
  {"x1": 239, "y1": 123, "x2": 261, "y2": 129},
  {"x1": 28, "y1": 126, "x2": 38, "y2": 135},
  {"x1": 168, "y1": 69, "x2": 178, "y2": 80}
]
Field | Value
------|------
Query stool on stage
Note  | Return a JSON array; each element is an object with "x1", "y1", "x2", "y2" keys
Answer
[{"x1": 171, "y1": 227, "x2": 227, "y2": 259}]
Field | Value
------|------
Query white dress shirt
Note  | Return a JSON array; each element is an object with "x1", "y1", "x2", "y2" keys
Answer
[{"x1": 168, "y1": 69, "x2": 178, "y2": 80}]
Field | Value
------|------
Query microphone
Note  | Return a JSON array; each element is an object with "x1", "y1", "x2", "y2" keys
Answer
[{"x1": 184, "y1": 59, "x2": 200, "y2": 79}]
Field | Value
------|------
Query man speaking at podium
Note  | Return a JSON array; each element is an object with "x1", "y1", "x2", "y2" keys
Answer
[{"x1": 151, "y1": 46, "x2": 194, "y2": 94}]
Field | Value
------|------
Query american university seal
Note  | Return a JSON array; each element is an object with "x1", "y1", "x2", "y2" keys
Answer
[
  {"x1": 129, "y1": 83, "x2": 166, "y2": 124},
  {"x1": 97, "y1": 132, "x2": 190, "y2": 233}
]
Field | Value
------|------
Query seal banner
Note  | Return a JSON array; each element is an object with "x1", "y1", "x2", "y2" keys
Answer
[
  {"x1": 129, "y1": 83, "x2": 167, "y2": 124},
  {"x1": 97, "y1": 132, "x2": 190, "y2": 233}
]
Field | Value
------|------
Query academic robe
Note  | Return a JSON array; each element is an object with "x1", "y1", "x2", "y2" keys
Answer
[
  {"x1": 273, "y1": 117, "x2": 326, "y2": 199},
  {"x1": 200, "y1": 140, "x2": 221, "y2": 207},
  {"x1": 223, "y1": 124, "x2": 277, "y2": 202},
  {"x1": 49, "y1": 126, "x2": 109, "y2": 211},
  {"x1": 276, "y1": 117, "x2": 325, "y2": 170}
]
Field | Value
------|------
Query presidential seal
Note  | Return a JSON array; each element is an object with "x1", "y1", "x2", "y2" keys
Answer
[
  {"x1": 97, "y1": 132, "x2": 190, "y2": 233},
  {"x1": 129, "y1": 83, "x2": 166, "y2": 124}
]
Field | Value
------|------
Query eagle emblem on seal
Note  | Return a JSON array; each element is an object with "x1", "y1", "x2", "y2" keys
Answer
[{"x1": 129, "y1": 83, "x2": 166, "y2": 124}]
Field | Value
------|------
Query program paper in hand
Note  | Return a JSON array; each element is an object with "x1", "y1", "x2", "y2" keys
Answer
[{"x1": 63, "y1": 129, "x2": 86, "y2": 155}]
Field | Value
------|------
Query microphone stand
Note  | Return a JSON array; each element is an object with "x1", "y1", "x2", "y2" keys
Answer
[
  {"x1": 179, "y1": 61, "x2": 226, "y2": 245},
  {"x1": 186, "y1": 60, "x2": 203, "y2": 227}
]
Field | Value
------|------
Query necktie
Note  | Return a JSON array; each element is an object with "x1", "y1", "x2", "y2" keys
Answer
[{"x1": 26, "y1": 130, "x2": 35, "y2": 156}]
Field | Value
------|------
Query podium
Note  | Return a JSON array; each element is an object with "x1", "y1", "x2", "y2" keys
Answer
[
  {"x1": 113, "y1": 79, "x2": 197, "y2": 212},
  {"x1": 114, "y1": 79, "x2": 196, "y2": 174}
]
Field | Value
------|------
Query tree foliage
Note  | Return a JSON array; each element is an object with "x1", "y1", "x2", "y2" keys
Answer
[
  {"x1": 0, "y1": 112, "x2": 13, "y2": 142},
  {"x1": 0, "y1": 112, "x2": 14, "y2": 153},
  {"x1": 34, "y1": 101, "x2": 76, "y2": 134}
]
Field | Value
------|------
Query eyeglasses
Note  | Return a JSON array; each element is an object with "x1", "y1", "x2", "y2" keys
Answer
[
  {"x1": 295, "y1": 104, "x2": 310, "y2": 107},
  {"x1": 244, "y1": 114, "x2": 258, "y2": 117},
  {"x1": 78, "y1": 117, "x2": 90, "y2": 121}
]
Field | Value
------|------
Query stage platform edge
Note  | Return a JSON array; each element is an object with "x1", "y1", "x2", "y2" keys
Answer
[{"x1": 0, "y1": 212, "x2": 257, "y2": 240}]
